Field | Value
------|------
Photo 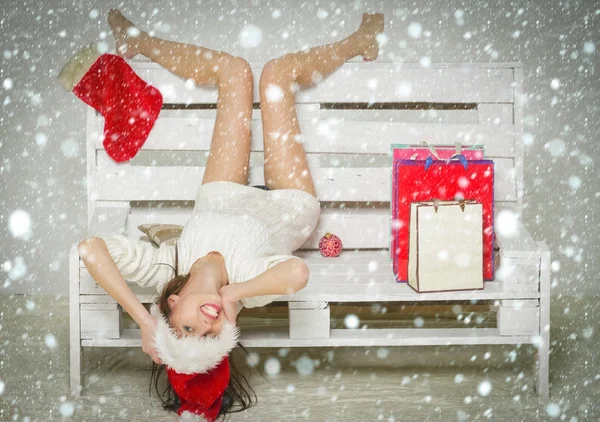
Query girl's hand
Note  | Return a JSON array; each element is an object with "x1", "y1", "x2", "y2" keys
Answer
[
  {"x1": 219, "y1": 284, "x2": 239, "y2": 326},
  {"x1": 140, "y1": 316, "x2": 162, "y2": 365}
]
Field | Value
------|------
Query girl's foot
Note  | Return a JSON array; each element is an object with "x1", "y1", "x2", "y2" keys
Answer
[
  {"x1": 108, "y1": 9, "x2": 147, "y2": 59},
  {"x1": 357, "y1": 13, "x2": 384, "y2": 61}
]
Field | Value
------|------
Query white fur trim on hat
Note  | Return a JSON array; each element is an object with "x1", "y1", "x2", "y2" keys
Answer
[
  {"x1": 179, "y1": 411, "x2": 208, "y2": 421},
  {"x1": 151, "y1": 304, "x2": 239, "y2": 374}
]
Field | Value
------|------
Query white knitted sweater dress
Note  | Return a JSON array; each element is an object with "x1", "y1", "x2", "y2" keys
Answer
[{"x1": 103, "y1": 181, "x2": 321, "y2": 313}]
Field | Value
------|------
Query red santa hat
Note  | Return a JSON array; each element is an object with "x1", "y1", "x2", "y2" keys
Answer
[{"x1": 151, "y1": 304, "x2": 240, "y2": 421}]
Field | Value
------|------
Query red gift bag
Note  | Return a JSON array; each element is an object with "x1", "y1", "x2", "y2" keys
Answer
[
  {"x1": 392, "y1": 157, "x2": 494, "y2": 281},
  {"x1": 390, "y1": 144, "x2": 485, "y2": 258}
]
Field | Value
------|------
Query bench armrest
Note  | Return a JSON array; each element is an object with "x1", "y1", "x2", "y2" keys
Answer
[
  {"x1": 87, "y1": 207, "x2": 129, "y2": 238},
  {"x1": 496, "y1": 220, "x2": 541, "y2": 260}
]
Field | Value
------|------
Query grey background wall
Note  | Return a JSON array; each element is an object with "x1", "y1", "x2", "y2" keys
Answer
[{"x1": 1, "y1": 0, "x2": 597, "y2": 296}]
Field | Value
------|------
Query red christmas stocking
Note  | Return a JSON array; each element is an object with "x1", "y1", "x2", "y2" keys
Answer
[{"x1": 69, "y1": 53, "x2": 163, "y2": 162}]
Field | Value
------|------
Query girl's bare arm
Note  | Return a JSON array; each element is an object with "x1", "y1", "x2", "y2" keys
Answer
[
  {"x1": 222, "y1": 258, "x2": 309, "y2": 302},
  {"x1": 78, "y1": 237, "x2": 161, "y2": 363}
]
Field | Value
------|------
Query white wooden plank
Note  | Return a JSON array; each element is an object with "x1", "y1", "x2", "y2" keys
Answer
[
  {"x1": 132, "y1": 62, "x2": 515, "y2": 104},
  {"x1": 80, "y1": 303, "x2": 123, "y2": 339},
  {"x1": 302, "y1": 64, "x2": 516, "y2": 103},
  {"x1": 288, "y1": 301, "x2": 329, "y2": 310},
  {"x1": 79, "y1": 268, "x2": 109, "y2": 294},
  {"x1": 96, "y1": 117, "x2": 515, "y2": 158},
  {"x1": 278, "y1": 281, "x2": 539, "y2": 302},
  {"x1": 289, "y1": 307, "x2": 330, "y2": 339},
  {"x1": 79, "y1": 277, "x2": 538, "y2": 304},
  {"x1": 513, "y1": 66, "x2": 525, "y2": 213},
  {"x1": 131, "y1": 59, "x2": 522, "y2": 71},
  {"x1": 69, "y1": 243, "x2": 82, "y2": 397},
  {"x1": 478, "y1": 104, "x2": 513, "y2": 126},
  {"x1": 80, "y1": 294, "x2": 155, "y2": 304},
  {"x1": 95, "y1": 160, "x2": 516, "y2": 202},
  {"x1": 501, "y1": 299, "x2": 539, "y2": 307},
  {"x1": 95, "y1": 150, "x2": 322, "y2": 169},
  {"x1": 88, "y1": 207, "x2": 129, "y2": 237},
  {"x1": 494, "y1": 256, "x2": 540, "y2": 293},
  {"x1": 536, "y1": 241, "x2": 551, "y2": 399},
  {"x1": 151, "y1": 104, "x2": 319, "y2": 120},
  {"x1": 82, "y1": 329, "x2": 141, "y2": 347},
  {"x1": 87, "y1": 108, "x2": 101, "y2": 225},
  {"x1": 82, "y1": 327, "x2": 534, "y2": 347},
  {"x1": 497, "y1": 305, "x2": 539, "y2": 335},
  {"x1": 240, "y1": 328, "x2": 533, "y2": 347},
  {"x1": 78, "y1": 247, "x2": 540, "y2": 297},
  {"x1": 124, "y1": 203, "x2": 518, "y2": 251},
  {"x1": 320, "y1": 108, "x2": 479, "y2": 124},
  {"x1": 241, "y1": 328, "x2": 535, "y2": 347}
]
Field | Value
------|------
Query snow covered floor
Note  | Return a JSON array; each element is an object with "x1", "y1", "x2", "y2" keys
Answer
[{"x1": 0, "y1": 296, "x2": 598, "y2": 421}]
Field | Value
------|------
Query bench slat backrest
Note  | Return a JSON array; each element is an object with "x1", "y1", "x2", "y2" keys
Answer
[{"x1": 86, "y1": 61, "x2": 523, "y2": 250}]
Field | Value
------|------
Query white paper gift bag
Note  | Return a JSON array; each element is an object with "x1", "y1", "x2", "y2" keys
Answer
[{"x1": 408, "y1": 200, "x2": 484, "y2": 292}]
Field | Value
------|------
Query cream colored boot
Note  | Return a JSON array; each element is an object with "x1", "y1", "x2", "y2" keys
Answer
[{"x1": 57, "y1": 43, "x2": 102, "y2": 91}]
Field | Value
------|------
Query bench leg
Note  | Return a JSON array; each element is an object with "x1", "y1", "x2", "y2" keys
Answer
[
  {"x1": 535, "y1": 242, "x2": 551, "y2": 400},
  {"x1": 497, "y1": 300, "x2": 539, "y2": 336},
  {"x1": 289, "y1": 301, "x2": 330, "y2": 339},
  {"x1": 69, "y1": 244, "x2": 82, "y2": 397}
]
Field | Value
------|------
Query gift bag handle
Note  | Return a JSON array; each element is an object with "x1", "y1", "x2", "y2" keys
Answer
[
  {"x1": 409, "y1": 142, "x2": 442, "y2": 161},
  {"x1": 422, "y1": 141, "x2": 465, "y2": 158},
  {"x1": 424, "y1": 154, "x2": 468, "y2": 171},
  {"x1": 412, "y1": 142, "x2": 465, "y2": 162},
  {"x1": 430, "y1": 199, "x2": 468, "y2": 213}
]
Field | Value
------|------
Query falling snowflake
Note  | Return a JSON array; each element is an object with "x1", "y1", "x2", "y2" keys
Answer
[
  {"x1": 45, "y1": 334, "x2": 58, "y2": 349},
  {"x1": 477, "y1": 380, "x2": 492, "y2": 396},
  {"x1": 407, "y1": 22, "x2": 422, "y2": 38},
  {"x1": 61, "y1": 139, "x2": 79, "y2": 157},
  {"x1": 414, "y1": 317, "x2": 424, "y2": 328},
  {"x1": 376, "y1": 348, "x2": 389, "y2": 359},
  {"x1": 265, "y1": 84, "x2": 284, "y2": 102},
  {"x1": 344, "y1": 314, "x2": 360, "y2": 329},
  {"x1": 368, "y1": 260, "x2": 378, "y2": 272},
  {"x1": 495, "y1": 209, "x2": 519, "y2": 238},
  {"x1": 545, "y1": 403, "x2": 561, "y2": 418},
  {"x1": 568, "y1": 176, "x2": 582, "y2": 190},
  {"x1": 583, "y1": 41, "x2": 595, "y2": 54},
  {"x1": 317, "y1": 9, "x2": 328, "y2": 19},
  {"x1": 246, "y1": 351, "x2": 260, "y2": 367},
  {"x1": 8, "y1": 257, "x2": 27, "y2": 281},
  {"x1": 35, "y1": 133, "x2": 48, "y2": 147},
  {"x1": 544, "y1": 139, "x2": 566, "y2": 156},
  {"x1": 419, "y1": 57, "x2": 432, "y2": 68},
  {"x1": 294, "y1": 355, "x2": 315, "y2": 376},
  {"x1": 59, "y1": 402, "x2": 75, "y2": 417},
  {"x1": 239, "y1": 25, "x2": 263, "y2": 48},
  {"x1": 264, "y1": 357, "x2": 281, "y2": 376},
  {"x1": 8, "y1": 210, "x2": 32, "y2": 240}
]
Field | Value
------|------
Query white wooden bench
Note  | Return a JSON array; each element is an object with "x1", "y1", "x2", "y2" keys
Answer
[{"x1": 69, "y1": 61, "x2": 551, "y2": 400}]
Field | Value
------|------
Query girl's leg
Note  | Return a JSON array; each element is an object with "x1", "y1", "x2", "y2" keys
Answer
[
  {"x1": 108, "y1": 10, "x2": 253, "y2": 185},
  {"x1": 258, "y1": 13, "x2": 384, "y2": 196}
]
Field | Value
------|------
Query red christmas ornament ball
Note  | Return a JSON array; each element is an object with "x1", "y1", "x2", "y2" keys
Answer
[{"x1": 319, "y1": 232, "x2": 343, "y2": 257}]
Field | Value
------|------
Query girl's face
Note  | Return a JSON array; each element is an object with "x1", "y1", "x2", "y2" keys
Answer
[
  {"x1": 168, "y1": 290, "x2": 225, "y2": 338},
  {"x1": 167, "y1": 252, "x2": 228, "y2": 338}
]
